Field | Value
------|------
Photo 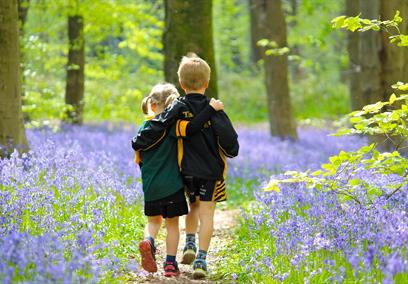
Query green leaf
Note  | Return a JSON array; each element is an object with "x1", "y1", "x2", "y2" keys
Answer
[
  {"x1": 345, "y1": 15, "x2": 362, "y2": 32},
  {"x1": 257, "y1": 39, "x2": 270, "y2": 47},
  {"x1": 349, "y1": 178, "x2": 361, "y2": 186},
  {"x1": 331, "y1": 15, "x2": 346, "y2": 29},
  {"x1": 389, "y1": 93, "x2": 397, "y2": 104},
  {"x1": 393, "y1": 10, "x2": 403, "y2": 24},
  {"x1": 362, "y1": 101, "x2": 385, "y2": 113}
]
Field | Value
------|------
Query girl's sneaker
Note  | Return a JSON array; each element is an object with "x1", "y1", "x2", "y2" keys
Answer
[
  {"x1": 192, "y1": 259, "x2": 207, "y2": 279},
  {"x1": 163, "y1": 261, "x2": 180, "y2": 277},
  {"x1": 181, "y1": 242, "x2": 196, "y2": 264},
  {"x1": 139, "y1": 239, "x2": 157, "y2": 273}
]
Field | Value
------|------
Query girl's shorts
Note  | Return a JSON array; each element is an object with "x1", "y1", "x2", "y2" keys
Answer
[{"x1": 144, "y1": 188, "x2": 188, "y2": 218}]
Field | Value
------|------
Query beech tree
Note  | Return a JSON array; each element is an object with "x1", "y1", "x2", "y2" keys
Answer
[
  {"x1": 251, "y1": 0, "x2": 297, "y2": 139},
  {"x1": 163, "y1": 0, "x2": 218, "y2": 98},
  {"x1": 0, "y1": 0, "x2": 28, "y2": 155}
]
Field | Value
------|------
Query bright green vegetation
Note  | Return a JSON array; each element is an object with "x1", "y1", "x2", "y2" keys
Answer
[{"x1": 22, "y1": 0, "x2": 350, "y2": 126}]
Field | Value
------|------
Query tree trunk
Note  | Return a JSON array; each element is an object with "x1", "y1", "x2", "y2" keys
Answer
[
  {"x1": 163, "y1": 0, "x2": 218, "y2": 98},
  {"x1": 380, "y1": 0, "x2": 407, "y2": 101},
  {"x1": 346, "y1": 0, "x2": 363, "y2": 110},
  {"x1": 249, "y1": 0, "x2": 264, "y2": 65},
  {"x1": 0, "y1": 0, "x2": 28, "y2": 156},
  {"x1": 261, "y1": 0, "x2": 297, "y2": 139},
  {"x1": 359, "y1": 0, "x2": 383, "y2": 105},
  {"x1": 65, "y1": 15, "x2": 85, "y2": 124}
]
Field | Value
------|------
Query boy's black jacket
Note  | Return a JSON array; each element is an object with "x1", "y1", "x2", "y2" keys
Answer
[{"x1": 132, "y1": 93, "x2": 239, "y2": 180}]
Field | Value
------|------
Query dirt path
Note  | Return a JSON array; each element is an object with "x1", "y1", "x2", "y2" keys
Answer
[{"x1": 127, "y1": 209, "x2": 239, "y2": 283}]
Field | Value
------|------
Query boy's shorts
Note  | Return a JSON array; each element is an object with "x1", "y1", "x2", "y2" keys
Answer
[
  {"x1": 183, "y1": 176, "x2": 227, "y2": 203},
  {"x1": 144, "y1": 188, "x2": 188, "y2": 218}
]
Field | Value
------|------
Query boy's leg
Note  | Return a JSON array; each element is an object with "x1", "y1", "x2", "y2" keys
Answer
[
  {"x1": 181, "y1": 197, "x2": 200, "y2": 264},
  {"x1": 164, "y1": 217, "x2": 181, "y2": 277},
  {"x1": 140, "y1": 215, "x2": 162, "y2": 273},
  {"x1": 198, "y1": 201, "x2": 216, "y2": 252},
  {"x1": 185, "y1": 197, "x2": 200, "y2": 234},
  {"x1": 193, "y1": 201, "x2": 216, "y2": 279}
]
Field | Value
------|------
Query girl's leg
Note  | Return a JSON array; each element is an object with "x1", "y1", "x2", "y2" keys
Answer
[
  {"x1": 145, "y1": 215, "x2": 163, "y2": 239},
  {"x1": 165, "y1": 216, "x2": 179, "y2": 257},
  {"x1": 140, "y1": 215, "x2": 162, "y2": 273},
  {"x1": 163, "y1": 216, "x2": 181, "y2": 277}
]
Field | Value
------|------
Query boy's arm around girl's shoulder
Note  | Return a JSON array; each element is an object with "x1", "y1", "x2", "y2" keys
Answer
[
  {"x1": 211, "y1": 111, "x2": 239, "y2": 158},
  {"x1": 131, "y1": 99, "x2": 186, "y2": 151}
]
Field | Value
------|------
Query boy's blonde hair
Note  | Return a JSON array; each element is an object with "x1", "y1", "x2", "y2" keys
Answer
[
  {"x1": 177, "y1": 53, "x2": 210, "y2": 91},
  {"x1": 141, "y1": 83, "x2": 180, "y2": 114}
]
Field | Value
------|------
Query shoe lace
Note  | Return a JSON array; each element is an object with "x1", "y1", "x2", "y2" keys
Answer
[
  {"x1": 184, "y1": 241, "x2": 196, "y2": 252},
  {"x1": 194, "y1": 259, "x2": 207, "y2": 270},
  {"x1": 164, "y1": 262, "x2": 177, "y2": 271}
]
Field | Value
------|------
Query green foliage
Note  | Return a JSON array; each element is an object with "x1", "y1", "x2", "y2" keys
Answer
[
  {"x1": 332, "y1": 11, "x2": 408, "y2": 47},
  {"x1": 287, "y1": 0, "x2": 349, "y2": 119},
  {"x1": 23, "y1": 0, "x2": 350, "y2": 124},
  {"x1": 267, "y1": 11, "x2": 408, "y2": 205},
  {"x1": 267, "y1": 90, "x2": 408, "y2": 205},
  {"x1": 213, "y1": 0, "x2": 250, "y2": 72},
  {"x1": 23, "y1": 0, "x2": 163, "y2": 125},
  {"x1": 257, "y1": 39, "x2": 290, "y2": 56}
]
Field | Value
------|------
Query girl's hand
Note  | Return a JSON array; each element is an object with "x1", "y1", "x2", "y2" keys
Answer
[{"x1": 209, "y1": 98, "x2": 224, "y2": 111}]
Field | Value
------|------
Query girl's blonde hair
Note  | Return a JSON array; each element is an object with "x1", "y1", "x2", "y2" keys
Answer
[
  {"x1": 141, "y1": 96, "x2": 150, "y2": 115},
  {"x1": 144, "y1": 83, "x2": 180, "y2": 111}
]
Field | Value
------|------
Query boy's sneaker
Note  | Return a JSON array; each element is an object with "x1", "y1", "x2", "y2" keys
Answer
[
  {"x1": 138, "y1": 239, "x2": 157, "y2": 273},
  {"x1": 181, "y1": 242, "x2": 197, "y2": 264},
  {"x1": 192, "y1": 259, "x2": 208, "y2": 279},
  {"x1": 163, "y1": 261, "x2": 181, "y2": 277}
]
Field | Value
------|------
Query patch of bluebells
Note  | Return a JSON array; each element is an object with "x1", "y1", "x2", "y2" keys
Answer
[
  {"x1": 0, "y1": 124, "x2": 143, "y2": 283},
  {"x1": 232, "y1": 127, "x2": 408, "y2": 283},
  {"x1": 229, "y1": 126, "x2": 365, "y2": 181},
  {"x1": 226, "y1": 126, "x2": 365, "y2": 200}
]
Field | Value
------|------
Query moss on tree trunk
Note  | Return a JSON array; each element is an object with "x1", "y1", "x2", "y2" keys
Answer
[{"x1": 163, "y1": 0, "x2": 218, "y2": 98}]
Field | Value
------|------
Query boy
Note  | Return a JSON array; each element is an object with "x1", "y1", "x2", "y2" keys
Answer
[{"x1": 132, "y1": 54, "x2": 239, "y2": 278}]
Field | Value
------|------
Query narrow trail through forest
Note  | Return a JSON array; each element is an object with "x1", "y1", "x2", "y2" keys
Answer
[{"x1": 128, "y1": 209, "x2": 239, "y2": 283}]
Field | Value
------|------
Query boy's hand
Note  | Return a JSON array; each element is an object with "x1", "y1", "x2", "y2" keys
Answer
[{"x1": 209, "y1": 98, "x2": 224, "y2": 111}]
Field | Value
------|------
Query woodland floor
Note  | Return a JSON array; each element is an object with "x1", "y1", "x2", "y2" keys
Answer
[{"x1": 127, "y1": 209, "x2": 240, "y2": 283}]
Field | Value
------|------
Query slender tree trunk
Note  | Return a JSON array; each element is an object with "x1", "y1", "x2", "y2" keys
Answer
[
  {"x1": 249, "y1": 0, "x2": 264, "y2": 65},
  {"x1": 0, "y1": 0, "x2": 28, "y2": 156},
  {"x1": 65, "y1": 15, "x2": 85, "y2": 124},
  {"x1": 163, "y1": 0, "x2": 218, "y2": 98},
  {"x1": 346, "y1": 0, "x2": 363, "y2": 110},
  {"x1": 359, "y1": 0, "x2": 383, "y2": 105},
  {"x1": 261, "y1": 0, "x2": 297, "y2": 139}
]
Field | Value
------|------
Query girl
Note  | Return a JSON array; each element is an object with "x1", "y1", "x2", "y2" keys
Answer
[{"x1": 133, "y1": 83, "x2": 223, "y2": 277}]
